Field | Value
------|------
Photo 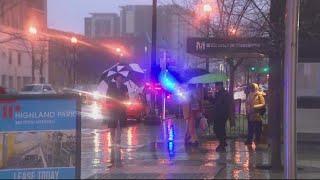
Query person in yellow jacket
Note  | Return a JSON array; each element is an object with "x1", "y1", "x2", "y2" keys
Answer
[{"x1": 245, "y1": 83, "x2": 266, "y2": 146}]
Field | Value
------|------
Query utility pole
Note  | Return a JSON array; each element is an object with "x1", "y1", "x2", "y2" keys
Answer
[
  {"x1": 203, "y1": 3, "x2": 212, "y2": 71},
  {"x1": 151, "y1": 0, "x2": 157, "y2": 85},
  {"x1": 151, "y1": 0, "x2": 157, "y2": 113},
  {"x1": 31, "y1": 43, "x2": 35, "y2": 83},
  {"x1": 71, "y1": 36, "x2": 78, "y2": 88},
  {"x1": 73, "y1": 46, "x2": 76, "y2": 87},
  {"x1": 284, "y1": 0, "x2": 299, "y2": 178},
  {"x1": 205, "y1": 14, "x2": 210, "y2": 71},
  {"x1": 145, "y1": 0, "x2": 160, "y2": 125},
  {"x1": 161, "y1": 51, "x2": 167, "y2": 120}
]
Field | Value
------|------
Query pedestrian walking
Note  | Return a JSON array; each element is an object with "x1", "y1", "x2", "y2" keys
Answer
[
  {"x1": 183, "y1": 84, "x2": 201, "y2": 146},
  {"x1": 210, "y1": 82, "x2": 232, "y2": 152},
  {"x1": 106, "y1": 73, "x2": 129, "y2": 164},
  {"x1": 245, "y1": 83, "x2": 266, "y2": 146}
]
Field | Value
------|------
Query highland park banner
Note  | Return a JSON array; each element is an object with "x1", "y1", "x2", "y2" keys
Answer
[{"x1": 0, "y1": 95, "x2": 81, "y2": 179}]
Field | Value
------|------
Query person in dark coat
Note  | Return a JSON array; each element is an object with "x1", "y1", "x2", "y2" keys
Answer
[
  {"x1": 107, "y1": 74, "x2": 128, "y2": 143},
  {"x1": 210, "y1": 82, "x2": 232, "y2": 152},
  {"x1": 106, "y1": 73, "x2": 129, "y2": 166}
]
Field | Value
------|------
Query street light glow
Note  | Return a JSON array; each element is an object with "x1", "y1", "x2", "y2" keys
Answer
[
  {"x1": 229, "y1": 28, "x2": 237, "y2": 35},
  {"x1": 28, "y1": 26, "x2": 37, "y2": 35},
  {"x1": 203, "y1": 4, "x2": 212, "y2": 13},
  {"x1": 263, "y1": 67, "x2": 269, "y2": 73},
  {"x1": 71, "y1": 36, "x2": 78, "y2": 44}
]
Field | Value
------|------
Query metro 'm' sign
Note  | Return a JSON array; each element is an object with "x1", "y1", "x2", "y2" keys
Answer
[{"x1": 187, "y1": 37, "x2": 268, "y2": 56}]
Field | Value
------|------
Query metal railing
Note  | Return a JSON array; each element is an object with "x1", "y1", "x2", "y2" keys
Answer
[{"x1": 202, "y1": 99, "x2": 268, "y2": 138}]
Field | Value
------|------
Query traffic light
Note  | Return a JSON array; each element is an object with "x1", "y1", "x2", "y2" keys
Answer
[
  {"x1": 249, "y1": 66, "x2": 269, "y2": 73},
  {"x1": 250, "y1": 67, "x2": 256, "y2": 71},
  {"x1": 262, "y1": 67, "x2": 269, "y2": 73}
]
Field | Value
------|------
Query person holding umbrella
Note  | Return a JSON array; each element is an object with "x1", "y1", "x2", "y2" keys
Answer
[{"x1": 106, "y1": 73, "x2": 129, "y2": 165}]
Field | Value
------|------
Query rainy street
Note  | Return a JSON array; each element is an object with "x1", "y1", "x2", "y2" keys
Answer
[
  {"x1": 80, "y1": 112, "x2": 320, "y2": 179},
  {"x1": 1, "y1": 0, "x2": 320, "y2": 179}
]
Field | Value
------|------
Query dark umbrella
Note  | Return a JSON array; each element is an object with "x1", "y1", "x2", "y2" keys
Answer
[
  {"x1": 100, "y1": 63, "x2": 128, "y2": 82},
  {"x1": 99, "y1": 63, "x2": 145, "y2": 86}
]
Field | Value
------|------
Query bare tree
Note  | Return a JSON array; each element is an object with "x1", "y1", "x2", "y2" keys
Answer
[
  {"x1": 165, "y1": 0, "x2": 287, "y2": 169},
  {"x1": 166, "y1": 0, "x2": 270, "y2": 128}
]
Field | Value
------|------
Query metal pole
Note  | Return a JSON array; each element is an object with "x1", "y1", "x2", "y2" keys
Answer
[
  {"x1": 150, "y1": 0, "x2": 157, "y2": 115},
  {"x1": 162, "y1": 93, "x2": 166, "y2": 120},
  {"x1": 161, "y1": 51, "x2": 167, "y2": 120},
  {"x1": 31, "y1": 43, "x2": 35, "y2": 83},
  {"x1": 2, "y1": 134, "x2": 7, "y2": 167},
  {"x1": 151, "y1": 0, "x2": 157, "y2": 73},
  {"x1": 73, "y1": 46, "x2": 76, "y2": 88},
  {"x1": 284, "y1": 0, "x2": 299, "y2": 178},
  {"x1": 205, "y1": 14, "x2": 210, "y2": 71}
]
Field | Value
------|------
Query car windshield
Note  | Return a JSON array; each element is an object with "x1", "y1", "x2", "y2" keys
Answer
[{"x1": 22, "y1": 85, "x2": 42, "y2": 92}]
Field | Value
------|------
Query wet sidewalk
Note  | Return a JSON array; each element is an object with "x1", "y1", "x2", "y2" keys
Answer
[{"x1": 80, "y1": 118, "x2": 320, "y2": 179}]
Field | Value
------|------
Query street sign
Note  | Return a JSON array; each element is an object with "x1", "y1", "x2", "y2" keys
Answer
[
  {"x1": 0, "y1": 95, "x2": 81, "y2": 179},
  {"x1": 187, "y1": 37, "x2": 268, "y2": 57}
]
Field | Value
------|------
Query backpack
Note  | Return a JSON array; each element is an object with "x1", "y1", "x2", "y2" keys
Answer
[
  {"x1": 258, "y1": 94, "x2": 266, "y2": 116},
  {"x1": 260, "y1": 106, "x2": 266, "y2": 116}
]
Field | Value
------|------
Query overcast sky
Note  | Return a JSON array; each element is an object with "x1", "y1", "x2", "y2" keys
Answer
[{"x1": 47, "y1": 0, "x2": 152, "y2": 34}]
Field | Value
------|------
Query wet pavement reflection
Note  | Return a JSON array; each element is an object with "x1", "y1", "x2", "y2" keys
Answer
[{"x1": 81, "y1": 116, "x2": 320, "y2": 179}]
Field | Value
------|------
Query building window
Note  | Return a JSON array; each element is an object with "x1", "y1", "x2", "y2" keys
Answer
[
  {"x1": 104, "y1": 20, "x2": 111, "y2": 35},
  {"x1": 8, "y1": 76, "x2": 13, "y2": 89},
  {"x1": 17, "y1": 76, "x2": 22, "y2": 90},
  {"x1": 8, "y1": 50, "x2": 12, "y2": 65},
  {"x1": 27, "y1": 0, "x2": 45, "y2": 10},
  {"x1": 95, "y1": 19, "x2": 111, "y2": 37},
  {"x1": 1, "y1": 75, "x2": 6, "y2": 87},
  {"x1": 85, "y1": 17, "x2": 92, "y2": 37},
  {"x1": 0, "y1": 3, "x2": 4, "y2": 22},
  {"x1": 18, "y1": 52, "x2": 21, "y2": 65},
  {"x1": 23, "y1": 77, "x2": 31, "y2": 86}
]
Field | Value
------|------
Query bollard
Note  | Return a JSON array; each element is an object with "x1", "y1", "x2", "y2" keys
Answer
[{"x1": 2, "y1": 134, "x2": 8, "y2": 167}]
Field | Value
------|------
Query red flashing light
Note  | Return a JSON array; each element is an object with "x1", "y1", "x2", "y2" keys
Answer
[{"x1": 146, "y1": 82, "x2": 163, "y2": 91}]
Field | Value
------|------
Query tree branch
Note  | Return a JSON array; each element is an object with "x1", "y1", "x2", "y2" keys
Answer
[
  {"x1": 235, "y1": 58, "x2": 244, "y2": 69},
  {"x1": 226, "y1": 0, "x2": 236, "y2": 36}
]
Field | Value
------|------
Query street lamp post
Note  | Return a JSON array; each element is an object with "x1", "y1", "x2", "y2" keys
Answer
[
  {"x1": 71, "y1": 36, "x2": 78, "y2": 87},
  {"x1": 145, "y1": 0, "x2": 161, "y2": 125},
  {"x1": 203, "y1": 3, "x2": 212, "y2": 72},
  {"x1": 284, "y1": 0, "x2": 300, "y2": 178},
  {"x1": 28, "y1": 26, "x2": 37, "y2": 83},
  {"x1": 115, "y1": 48, "x2": 122, "y2": 62}
]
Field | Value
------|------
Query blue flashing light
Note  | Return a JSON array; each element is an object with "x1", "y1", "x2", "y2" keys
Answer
[
  {"x1": 168, "y1": 126, "x2": 175, "y2": 141},
  {"x1": 175, "y1": 88, "x2": 189, "y2": 103},
  {"x1": 168, "y1": 141, "x2": 174, "y2": 157},
  {"x1": 159, "y1": 71, "x2": 177, "y2": 92}
]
